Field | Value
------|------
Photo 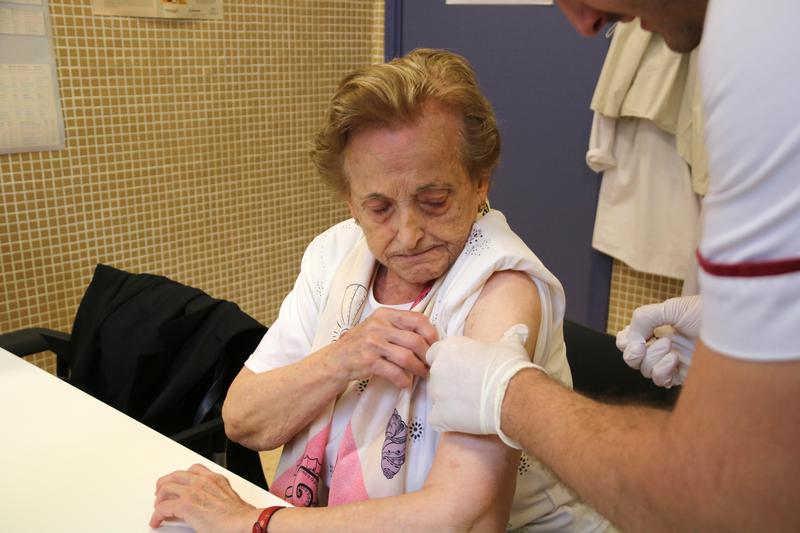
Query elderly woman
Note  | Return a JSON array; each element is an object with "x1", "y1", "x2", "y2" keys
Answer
[{"x1": 151, "y1": 49, "x2": 608, "y2": 532}]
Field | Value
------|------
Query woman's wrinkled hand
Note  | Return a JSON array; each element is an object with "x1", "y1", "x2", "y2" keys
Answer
[
  {"x1": 150, "y1": 463, "x2": 259, "y2": 533},
  {"x1": 325, "y1": 307, "x2": 438, "y2": 389}
]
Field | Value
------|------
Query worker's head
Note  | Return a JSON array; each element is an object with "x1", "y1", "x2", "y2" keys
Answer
[
  {"x1": 311, "y1": 47, "x2": 500, "y2": 197},
  {"x1": 555, "y1": 0, "x2": 708, "y2": 53}
]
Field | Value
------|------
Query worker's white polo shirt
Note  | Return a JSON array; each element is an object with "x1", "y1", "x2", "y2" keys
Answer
[{"x1": 698, "y1": 0, "x2": 800, "y2": 360}]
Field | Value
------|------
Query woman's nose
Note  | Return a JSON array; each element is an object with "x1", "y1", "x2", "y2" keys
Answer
[
  {"x1": 396, "y1": 211, "x2": 425, "y2": 249},
  {"x1": 556, "y1": 0, "x2": 609, "y2": 36}
]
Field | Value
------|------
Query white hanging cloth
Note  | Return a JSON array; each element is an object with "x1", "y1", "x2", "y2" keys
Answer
[
  {"x1": 591, "y1": 19, "x2": 709, "y2": 195},
  {"x1": 586, "y1": 19, "x2": 705, "y2": 280},
  {"x1": 588, "y1": 114, "x2": 700, "y2": 280}
]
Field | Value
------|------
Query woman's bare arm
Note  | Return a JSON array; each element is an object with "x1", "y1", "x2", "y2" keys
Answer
[
  {"x1": 223, "y1": 351, "x2": 349, "y2": 451},
  {"x1": 154, "y1": 270, "x2": 540, "y2": 532},
  {"x1": 223, "y1": 308, "x2": 438, "y2": 450}
]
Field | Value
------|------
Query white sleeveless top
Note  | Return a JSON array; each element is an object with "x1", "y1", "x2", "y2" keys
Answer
[{"x1": 246, "y1": 211, "x2": 609, "y2": 531}]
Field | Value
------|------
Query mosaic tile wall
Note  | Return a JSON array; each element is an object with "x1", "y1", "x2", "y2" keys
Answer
[
  {"x1": 606, "y1": 259, "x2": 683, "y2": 335},
  {"x1": 1, "y1": 1, "x2": 384, "y2": 373}
]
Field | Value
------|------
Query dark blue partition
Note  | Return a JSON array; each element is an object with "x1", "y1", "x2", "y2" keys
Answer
[{"x1": 387, "y1": 0, "x2": 612, "y2": 330}]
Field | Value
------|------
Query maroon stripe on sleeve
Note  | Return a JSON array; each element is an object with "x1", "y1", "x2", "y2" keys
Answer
[{"x1": 697, "y1": 250, "x2": 800, "y2": 277}]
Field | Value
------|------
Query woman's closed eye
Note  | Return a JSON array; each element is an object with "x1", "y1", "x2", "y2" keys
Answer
[
  {"x1": 364, "y1": 200, "x2": 393, "y2": 217},
  {"x1": 418, "y1": 193, "x2": 450, "y2": 213}
]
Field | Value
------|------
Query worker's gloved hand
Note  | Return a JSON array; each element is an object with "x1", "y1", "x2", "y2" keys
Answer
[
  {"x1": 425, "y1": 324, "x2": 545, "y2": 449},
  {"x1": 616, "y1": 295, "x2": 701, "y2": 388}
]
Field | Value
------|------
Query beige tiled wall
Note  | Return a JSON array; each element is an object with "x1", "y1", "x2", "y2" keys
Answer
[
  {"x1": 606, "y1": 259, "x2": 683, "y2": 335},
  {"x1": 1, "y1": 1, "x2": 384, "y2": 375}
]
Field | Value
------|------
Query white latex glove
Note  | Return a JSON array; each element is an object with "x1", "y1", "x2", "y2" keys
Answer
[
  {"x1": 425, "y1": 324, "x2": 546, "y2": 449},
  {"x1": 616, "y1": 295, "x2": 701, "y2": 388}
]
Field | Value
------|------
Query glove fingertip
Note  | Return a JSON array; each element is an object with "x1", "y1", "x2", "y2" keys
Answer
[
  {"x1": 623, "y1": 350, "x2": 644, "y2": 369},
  {"x1": 623, "y1": 341, "x2": 646, "y2": 363},
  {"x1": 615, "y1": 326, "x2": 630, "y2": 350},
  {"x1": 655, "y1": 374, "x2": 672, "y2": 388}
]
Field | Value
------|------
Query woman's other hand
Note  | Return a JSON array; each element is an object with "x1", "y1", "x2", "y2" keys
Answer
[
  {"x1": 223, "y1": 310, "x2": 436, "y2": 450},
  {"x1": 324, "y1": 307, "x2": 438, "y2": 389},
  {"x1": 150, "y1": 463, "x2": 259, "y2": 533}
]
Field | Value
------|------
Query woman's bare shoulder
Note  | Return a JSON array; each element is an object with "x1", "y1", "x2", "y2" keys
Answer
[{"x1": 463, "y1": 269, "x2": 541, "y2": 354}]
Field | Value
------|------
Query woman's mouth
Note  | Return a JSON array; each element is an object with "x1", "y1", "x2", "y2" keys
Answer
[{"x1": 392, "y1": 246, "x2": 439, "y2": 260}]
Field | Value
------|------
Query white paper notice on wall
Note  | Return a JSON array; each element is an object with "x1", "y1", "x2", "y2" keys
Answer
[
  {"x1": 0, "y1": 6, "x2": 44, "y2": 35},
  {"x1": 0, "y1": 64, "x2": 61, "y2": 151},
  {"x1": 0, "y1": 0, "x2": 65, "y2": 154},
  {"x1": 92, "y1": 0, "x2": 223, "y2": 20},
  {"x1": 446, "y1": 0, "x2": 553, "y2": 4}
]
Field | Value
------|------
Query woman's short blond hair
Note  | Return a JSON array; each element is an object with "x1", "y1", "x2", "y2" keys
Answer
[{"x1": 312, "y1": 48, "x2": 500, "y2": 195}]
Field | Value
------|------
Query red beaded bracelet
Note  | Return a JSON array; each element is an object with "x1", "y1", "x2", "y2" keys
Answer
[{"x1": 252, "y1": 506, "x2": 285, "y2": 533}]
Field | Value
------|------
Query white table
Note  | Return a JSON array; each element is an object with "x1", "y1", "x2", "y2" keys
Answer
[{"x1": 0, "y1": 348, "x2": 288, "y2": 532}]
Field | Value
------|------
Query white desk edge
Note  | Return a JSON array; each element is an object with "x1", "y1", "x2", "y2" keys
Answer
[{"x1": 0, "y1": 347, "x2": 289, "y2": 532}]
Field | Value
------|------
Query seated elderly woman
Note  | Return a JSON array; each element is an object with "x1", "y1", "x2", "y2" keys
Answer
[{"x1": 151, "y1": 49, "x2": 608, "y2": 532}]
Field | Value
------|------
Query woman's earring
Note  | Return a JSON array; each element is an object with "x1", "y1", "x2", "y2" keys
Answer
[{"x1": 478, "y1": 201, "x2": 490, "y2": 216}]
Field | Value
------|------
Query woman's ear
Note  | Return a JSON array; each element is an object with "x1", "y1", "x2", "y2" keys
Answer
[
  {"x1": 476, "y1": 175, "x2": 490, "y2": 204},
  {"x1": 347, "y1": 198, "x2": 358, "y2": 223}
]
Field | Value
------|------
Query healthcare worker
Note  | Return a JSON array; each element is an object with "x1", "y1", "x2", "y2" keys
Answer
[{"x1": 426, "y1": 1, "x2": 800, "y2": 531}]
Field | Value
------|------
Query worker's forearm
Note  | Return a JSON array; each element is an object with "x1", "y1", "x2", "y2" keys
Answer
[
  {"x1": 501, "y1": 368, "x2": 674, "y2": 532},
  {"x1": 222, "y1": 348, "x2": 347, "y2": 450},
  {"x1": 502, "y1": 344, "x2": 800, "y2": 532}
]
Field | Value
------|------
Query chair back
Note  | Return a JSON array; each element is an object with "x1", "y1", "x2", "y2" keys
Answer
[
  {"x1": 564, "y1": 319, "x2": 679, "y2": 407},
  {"x1": 1, "y1": 264, "x2": 270, "y2": 485},
  {"x1": 59, "y1": 265, "x2": 267, "y2": 447}
]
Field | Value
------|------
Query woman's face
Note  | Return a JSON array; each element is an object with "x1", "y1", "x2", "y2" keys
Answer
[{"x1": 344, "y1": 103, "x2": 489, "y2": 291}]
